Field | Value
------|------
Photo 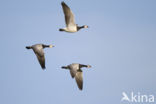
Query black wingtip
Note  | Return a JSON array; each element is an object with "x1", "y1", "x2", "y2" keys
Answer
[
  {"x1": 41, "y1": 63, "x2": 46, "y2": 70},
  {"x1": 42, "y1": 67, "x2": 46, "y2": 70},
  {"x1": 79, "y1": 87, "x2": 83, "y2": 90},
  {"x1": 61, "y1": 1, "x2": 66, "y2": 6},
  {"x1": 61, "y1": 1, "x2": 65, "y2": 4}
]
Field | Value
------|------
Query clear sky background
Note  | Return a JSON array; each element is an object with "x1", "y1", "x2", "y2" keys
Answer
[{"x1": 0, "y1": 0, "x2": 156, "y2": 104}]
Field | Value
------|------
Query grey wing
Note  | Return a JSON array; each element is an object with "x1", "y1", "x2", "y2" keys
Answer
[
  {"x1": 32, "y1": 45, "x2": 44, "y2": 57},
  {"x1": 33, "y1": 47, "x2": 46, "y2": 69},
  {"x1": 35, "y1": 53, "x2": 46, "y2": 69},
  {"x1": 61, "y1": 2, "x2": 76, "y2": 27},
  {"x1": 75, "y1": 69, "x2": 83, "y2": 90},
  {"x1": 70, "y1": 69, "x2": 77, "y2": 78}
]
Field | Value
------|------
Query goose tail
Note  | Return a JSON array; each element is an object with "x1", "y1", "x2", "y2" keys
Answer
[{"x1": 26, "y1": 46, "x2": 32, "y2": 49}]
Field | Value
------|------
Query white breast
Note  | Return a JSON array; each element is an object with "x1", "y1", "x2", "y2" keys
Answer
[{"x1": 65, "y1": 26, "x2": 77, "y2": 32}]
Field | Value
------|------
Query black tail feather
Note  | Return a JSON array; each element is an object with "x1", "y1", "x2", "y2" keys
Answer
[
  {"x1": 59, "y1": 28, "x2": 65, "y2": 31},
  {"x1": 26, "y1": 46, "x2": 32, "y2": 49},
  {"x1": 61, "y1": 66, "x2": 68, "y2": 69}
]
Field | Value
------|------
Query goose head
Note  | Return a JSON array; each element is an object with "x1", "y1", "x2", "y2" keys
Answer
[
  {"x1": 83, "y1": 25, "x2": 89, "y2": 28},
  {"x1": 49, "y1": 44, "x2": 55, "y2": 48},
  {"x1": 87, "y1": 65, "x2": 91, "y2": 68}
]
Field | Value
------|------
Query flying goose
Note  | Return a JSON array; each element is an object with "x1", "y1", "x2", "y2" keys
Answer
[
  {"x1": 59, "y1": 1, "x2": 89, "y2": 33},
  {"x1": 26, "y1": 44, "x2": 54, "y2": 70},
  {"x1": 61, "y1": 63, "x2": 91, "y2": 90}
]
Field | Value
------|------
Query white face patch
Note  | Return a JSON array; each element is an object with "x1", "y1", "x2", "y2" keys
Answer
[
  {"x1": 87, "y1": 65, "x2": 91, "y2": 68},
  {"x1": 49, "y1": 45, "x2": 53, "y2": 48},
  {"x1": 84, "y1": 25, "x2": 88, "y2": 28}
]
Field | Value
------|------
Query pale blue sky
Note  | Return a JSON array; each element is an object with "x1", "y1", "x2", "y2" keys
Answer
[{"x1": 0, "y1": 0, "x2": 156, "y2": 104}]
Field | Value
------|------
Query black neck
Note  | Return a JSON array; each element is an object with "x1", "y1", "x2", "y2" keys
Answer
[
  {"x1": 42, "y1": 44, "x2": 49, "y2": 48},
  {"x1": 77, "y1": 26, "x2": 84, "y2": 31}
]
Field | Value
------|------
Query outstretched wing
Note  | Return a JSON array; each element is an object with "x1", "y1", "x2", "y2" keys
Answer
[
  {"x1": 35, "y1": 53, "x2": 45, "y2": 69},
  {"x1": 61, "y1": 2, "x2": 76, "y2": 27},
  {"x1": 70, "y1": 68, "x2": 77, "y2": 78},
  {"x1": 32, "y1": 45, "x2": 46, "y2": 70},
  {"x1": 75, "y1": 69, "x2": 83, "y2": 90}
]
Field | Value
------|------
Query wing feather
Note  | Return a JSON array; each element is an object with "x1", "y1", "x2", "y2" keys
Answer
[
  {"x1": 70, "y1": 69, "x2": 77, "y2": 78},
  {"x1": 75, "y1": 70, "x2": 83, "y2": 90},
  {"x1": 35, "y1": 53, "x2": 45, "y2": 69},
  {"x1": 61, "y1": 2, "x2": 76, "y2": 27},
  {"x1": 32, "y1": 45, "x2": 46, "y2": 69}
]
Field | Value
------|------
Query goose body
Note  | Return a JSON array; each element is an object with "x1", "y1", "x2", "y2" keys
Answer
[
  {"x1": 59, "y1": 2, "x2": 89, "y2": 33},
  {"x1": 26, "y1": 44, "x2": 54, "y2": 70},
  {"x1": 62, "y1": 63, "x2": 91, "y2": 90}
]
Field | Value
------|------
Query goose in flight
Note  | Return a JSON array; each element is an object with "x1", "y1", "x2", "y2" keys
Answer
[
  {"x1": 61, "y1": 63, "x2": 91, "y2": 90},
  {"x1": 59, "y1": 1, "x2": 89, "y2": 33},
  {"x1": 26, "y1": 44, "x2": 54, "y2": 70}
]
